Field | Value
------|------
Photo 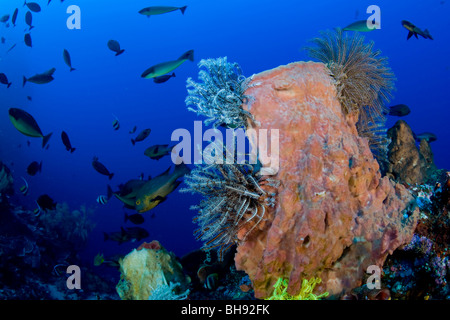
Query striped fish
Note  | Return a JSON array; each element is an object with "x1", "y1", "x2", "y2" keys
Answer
[
  {"x1": 97, "y1": 195, "x2": 108, "y2": 205},
  {"x1": 20, "y1": 177, "x2": 29, "y2": 196},
  {"x1": 112, "y1": 114, "x2": 120, "y2": 131}
]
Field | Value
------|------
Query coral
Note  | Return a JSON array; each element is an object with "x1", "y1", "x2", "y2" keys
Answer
[
  {"x1": 385, "y1": 120, "x2": 438, "y2": 184},
  {"x1": 148, "y1": 281, "x2": 190, "y2": 300},
  {"x1": 233, "y1": 61, "x2": 418, "y2": 299},
  {"x1": 186, "y1": 57, "x2": 254, "y2": 129},
  {"x1": 116, "y1": 241, "x2": 190, "y2": 300},
  {"x1": 265, "y1": 277, "x2": 329, "y2": 300},
  {"x1": 180, "y1": 142, "x2": 278, "y2": 261}
]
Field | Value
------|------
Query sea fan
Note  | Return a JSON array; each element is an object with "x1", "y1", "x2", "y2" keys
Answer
[
  {"x1": 180, "y1": 142, "x2": 277, "y2": 261},
  {"x1": 185, "y1": 57, "x2": 255, "y2": 129}
]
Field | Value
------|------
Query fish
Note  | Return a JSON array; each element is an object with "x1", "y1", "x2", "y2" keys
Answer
[
  {"x1": 20, "y1": 177, "x2": 29, "y2": 195},
  {"x1": 12, "y1": 8, "x2": 18, "y2": 26},
  {"x1": 97, "y1": 185, "x2": 113, "y2": 205},
  {"x1": 144, "y1": 144, "x2": 173, "y2": 160},
  {"x1": 113, "y1": 179, "x2": 147, "y2": 208},
  {"x1": 8, "y1": 108, "x2": 53, "y2": 148},
  {"x1": 138, "y1": 6, "x2": 187, "y2": 17},
  {"x1": 204, "y1": 273, "x2": 219, "y2": 290},
  {"x1": 124, "y1": 212, "x2": 145, "y2": 225},
  {"x1": 107, "y1": 40, "x2": 125, "y2": 56},
  {"x1": 401, "y1": 20, "x2": 433, "y2": 40},
  {"x1": 129, "y1": 126, "x2": 137, "y2": 134},
  {"x1": 153, "y1": 72, "x2": 176, "y2": 84},
  {"x1": 24, "y1": 2, "x2": 41, "y2": 13},
  {"x1": 63, "y1": 49, "x2": 76, "y2": 72},
  {"x1": 24, "y1": 33, "x2": 32, "y2": 47},
  {"x1": 123, "y1": 227, "x2": 149, "y2": 242},
  {"x1": 1, "y1": 37, "x2": 5, "y2": 44},
  {"x1": 112, "y1": 114, "x2": 120, "y2": 130},
  {"x1": 27, "y1": 96, "x2": 32, "y2": 101},
  {"x1": 93, "y1": 253, "x2": 104, "y2": 266},
  {"x1": 6, "y1": 43, "x2": 16, "y2": 53},
  {"x1": 25, "y1": 11, "x2": 34, "y2": 30},
  {"x1": 131, "y1": 128, "x2": 151, "y2": 145},
  {"x1": 27, "y1": 161, "x2": 42, "y2": 176},
  {"x1": 92, "y1": 156, "x2": 114, "y2": 180},
  {"x1": 0, "y1": 73, "x2": 12, "y2": 88},
  {"x1": 385, "y1": 104, "x2": 411, "y2": 117},
  {"x1": 343, "y1": 20, "x2": 379, "y2": 32},
  {"x1": 61, "y1": 131, "x2": 76, "y2": 153},
  {"x1": 103, "y1": 227, "x2": 131, "y2": 245},
  {"x1": 141, "y1": 50, "x2": 194, "y2": 79},
  {"x1": 37, "y1": 194, "x2": 57, "y2": 212},
  {"x1": 23, "y1": 68, "x2": 56, "y2": 86},
  {"x1": 33, "y1": 204, "x2": 41, "y2": 217},
  {"x1": 414, "y1": 132, "x2": 437, "y2": 143},
  {"x1": 135, "y1": 162, "x2": 190, "y2": 213},
  {"x1": 0, "y1": 15, "x2": 10, "y2": 23}
]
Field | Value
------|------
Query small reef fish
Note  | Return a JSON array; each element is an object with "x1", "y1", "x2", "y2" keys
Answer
[
  {"x1": 33, "y1": 202, "x2": 41, "y2": 216},
  {"x1": 23, "y1": 68, "x2": 56, "y2": 86},
  {"x1": 20, "y1": 177, "x2": 29, "y2": 195},
  {"x1": 343, "y1": 20, "x2": 379, "y2": 32},
  {"x1": 24, "y1": 33, "x2": 32, "y2": 47},
  {"x1": 131, "y1": 128, "x2": 151, "y2": 145},
  {"x1": 97, "y1": 185, "x2": 113, "y2": 205},
  {"x1": 63, "y1": 49, "x2": 76, "y2": 72},
  {"x1": 124, "y1": 226, "x2": 149, "y2": 242},
  {"x1": 144, "y1": 144, "x2": 173, "y2": 160},
  {"x1": 112, "y1": 114, "x2": 120, "y2": 131},
  {"x1": 93, "y1": 253, "x2": 104, "y2": 266},
  {"x1": 153, "y1": 72, "x2": 176, "y2": 84},
  {"x1": 8, "y1": 108, "x2": 52, "y2": 148},
  {"x1": 37, "y1": 194, "x2": 57, "y2": 212},
  {"x1": 138, "y1": 6, "x2": 187, "y2": 17},
  {"x1": 0, "y1": 73, "x2": 12, "y2": 88},
  {"x1": 414, "y1": 132, "x2": 437, "y2": 143},
  {"x1": 61, "y1": 131, "x2": 76, "y2": 153},
  {"x1": 385, "y1": 104, "x2": 411, "y2": 117},
  {"x1": 27, "y1": 160, "x2": 42, "y2": 176},
  {"x1": 124, "y1": 212, "x2": 145, "y2": 225},
  {"x1": 0, "y1": 15, "x2": 9, "y2": 23},
  {"x1": 12, "y1": 8, "x2": 18, "y2": 27},
  {"x1": 129, "y1": 126, "x2": 137, "y2": 134},
  {"x1": 103, "y1": 227, "x2": 131, "y2": 245},
  {"x1": 107, "y1": 39, "x2": 125, "y2": 56},
  {"x1": 401, "y1": 20, "x2": 433, "y2": 40},
  {"x1": 135, "y1": 163, "x2": 190, "y2": 213},
  {"x1": 25, "y1": 11, "x2": 34, "y2": 30},
  {"x1": 141, "y1": 49, "x2": 194, "y2": 79},
  {"x1": 24, "y1": 2, "x2": 41, "y2": 13},
  {"x1": 92, "y1": 156, "x2": 114, "y2": 180}
]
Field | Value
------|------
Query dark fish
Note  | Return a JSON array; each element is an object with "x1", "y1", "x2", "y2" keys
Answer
[
  {"x1": 23, "y1": 68, "x2": 56, "y2": 86},
  {"x1": 131, "y1": 128, "x2": 151, "y2": 145},
  {"x1": 402, "y1": 20, "x2": 433, "y2": 40},
  {"x1": 104, "y1": 227, "x2": 131, "y2": 245},
  {"x1": 107, "y1": 40, "x2": 125, "y2": 56},
  {"x1": 20, "y1": 177, "x2": 29, "y2": 195},
  {"x1": 61, "y1": 131, "x2": 76, "y2": 153},
  {"x1": 27, "y1": 161, "x2": 42, "y2": 176},
  {"x1": 1, "y1": 36, "x2": 5, "y2": 44},
  {"x1": 124, "y1": 212, "x2": 145, "y2": 225},
  {"x1": 112, "y1": 115, "x2": 120, "y2": 130},
  {"x1": 12, "y1": 8, "x2": 18, "y2": 26},
  {"x1": 92, "y1": 156, "x2": 114, "y2": 179},
  {"x1": 63, "y1": 49, "x2": 76, "y2": 72},
  {"x1": 141, "y1": 50, "x2": 194, "y2": 79},
  {"x1": 153, "y1": 72, "x2": 176, "y2": 84},
  {"x1": 8, "y1": 108, "x2": 52, "y2": 148},
  {"x1": 37, "y1": 194, "x2": 57, "y2": 212},
  {"x1": 0, "y1": 73, "x2": 12, "y2": 88},
  {"x1": 25, "y1": 11, "x2": 34, "y2": 30},
  {"x1": 138, "y1": 6, "x2": 187, "y2": 17},
  {"x1": 0, "y1": 15, "x2": 9, "y2": 23},
  {"x1": 124, "y1": 227, "x2": 149, "y2": 242},
  {"x1": 414, "y1": 132, "x2": 437, "y2": 143},
  {"x1": 24, "y1": 33, "x2": 32, "y2": 47},
  {"x1": 6, "y1": 43, "x2": 16, "y2": 53},
  {"x1": 27, "y1": 96, "x2": 32, "y2": 101},
  {"x1": 24, "y1": 2, "x2": 41, "y2": 13},
  {"x1": 204, "y1": 273, "x2": 219, "y2": 290},
  {"x1": 386, "y1": 104, "x2": 410, "y2": 117},
  {"x1": 144, "y1": 144, "x2": 173, "y2": 160},
  {"x1": 129, "y1": 126, "x2": 137, "y2": 134}
]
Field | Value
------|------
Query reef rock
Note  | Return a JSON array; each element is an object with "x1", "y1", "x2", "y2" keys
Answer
[
  {"x1": 385, "y1": 120, "x2": 437, "y2": 184},
  {"x1": 234, "y1": 62, "x2": 419, "y2": 298},
  {"x1": 116, "y1": 240, "x2": 190, "y2": 300}
]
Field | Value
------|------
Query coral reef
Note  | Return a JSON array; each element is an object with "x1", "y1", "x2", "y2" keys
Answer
[
  {"x1": 233, "y1": 61, "x2": 418, "y2": 299},
  {"x1": 385, "y1": 120, "x2": 438, "y2": 184},
  {"x1": 266, "y1": 277, "x2": 329, "y2": 300},
  {"x1": 116, "y1": 240, "x2": 190, "y2": 300},
  {"x1": 186, "y1": 57, "x2": 254, "y2": 129}
]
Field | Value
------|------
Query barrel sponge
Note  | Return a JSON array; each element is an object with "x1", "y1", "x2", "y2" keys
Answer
[{"x1": 116, "y1": 242, "x2": 190, "y2": 300}]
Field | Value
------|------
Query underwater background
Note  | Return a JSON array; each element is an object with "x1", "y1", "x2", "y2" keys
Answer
[{"x1": 0, "y1": 0, "x2": 449, "y2": 300}]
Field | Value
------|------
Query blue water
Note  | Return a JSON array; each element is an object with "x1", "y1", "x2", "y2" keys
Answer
[{"x1": 0, "y1": 0, "x2": 449, "y2": 277}]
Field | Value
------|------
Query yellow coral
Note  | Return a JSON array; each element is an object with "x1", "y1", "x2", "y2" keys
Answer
[{"x1": 265, "y1": 277, "x2": 329, "y2": 300}]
